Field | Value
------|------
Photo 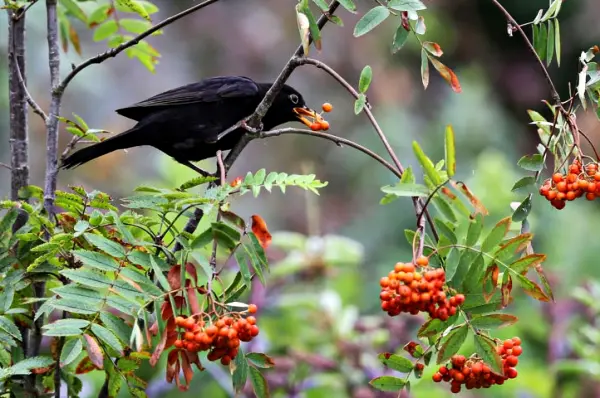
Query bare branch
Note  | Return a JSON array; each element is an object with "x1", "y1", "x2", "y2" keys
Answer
[
  {"x1": 57, "y1": 0, "x2": 221, "y2": 94},
  {"x1": 7, "y1": 7, "x2": 30, "y2": 202},
  {"x1": 0, "y1": 162, "x2": 11, "y2": 170},
  {"x1": 11, "y1": 51, "x2": 47, "y2": 123}
]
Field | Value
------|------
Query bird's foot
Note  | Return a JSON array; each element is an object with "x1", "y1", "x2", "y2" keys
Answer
[{"x1": 241, "y1": 120, "x2": 264, "y2": 136}]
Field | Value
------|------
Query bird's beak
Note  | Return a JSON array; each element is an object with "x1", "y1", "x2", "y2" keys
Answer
[{"x1": 293, "y1": 107, "x2": 318, "y2": 127}]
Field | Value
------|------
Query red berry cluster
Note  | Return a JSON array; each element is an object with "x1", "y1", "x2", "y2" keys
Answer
[
  {"x1": 432, "y1": 337, "x2": 522, "y2": 393},
  {"x1": 173, "y1": 304, "x2": 259, "y2": 366},
  {"x1": 540, "y1": 160, "x2": 600, "y2": 209},
  {"x1": 379, "y1": 257, "x2": 464, "y2": 320}
]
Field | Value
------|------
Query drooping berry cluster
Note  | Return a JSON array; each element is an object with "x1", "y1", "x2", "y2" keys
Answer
[
  {"x1": 172, "y1": 304, "x2": 259, "y2": 366},
  {"x1": 308, "y1": 103, "x2": 333, "y2": 131},
  {"x1": 432, "y1": 337, "x2": 522, "y2": 393},
  {"x1": 379, "y1": 257, "x2": 464, "y2": 320},
  {"x1": 539, "y1": 160, "x2": 600, "y2": 209}
]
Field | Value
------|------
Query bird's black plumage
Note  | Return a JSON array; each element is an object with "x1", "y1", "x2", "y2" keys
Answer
[{"x1": 61, "y1": 76, "x2": 317, "y2": 174}]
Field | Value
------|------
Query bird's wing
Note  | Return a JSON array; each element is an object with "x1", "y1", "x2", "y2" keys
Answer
[{"x1": 115, "y1": 76, "x2": 260, "y2": 121}]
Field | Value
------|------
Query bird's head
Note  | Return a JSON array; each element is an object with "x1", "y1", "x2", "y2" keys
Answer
[{"x1": 259, "y1": 84, "x2": 319, "y2": 130}]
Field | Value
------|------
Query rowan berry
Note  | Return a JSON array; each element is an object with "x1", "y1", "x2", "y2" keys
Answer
[{"x1": 322, "y1": 102, "x2": 333, "y2": 112}]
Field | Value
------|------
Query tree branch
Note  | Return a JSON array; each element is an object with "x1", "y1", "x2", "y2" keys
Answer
[
  {"x1": 57, "y1": 0, "x2": 221, "y2": 94},
  {"x1": 8, "y1": 7, "x2": 30, "y2": 202},
  {"x1": 11, "y1": 51, "x2": 48, "y2": 123},
  {"x1": 491, "y1": 0, "x2": 561, "y2": 104}
]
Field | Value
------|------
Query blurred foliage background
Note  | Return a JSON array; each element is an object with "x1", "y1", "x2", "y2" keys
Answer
[{"x1": 2, "y1": 0, "x2": 600, "y2": 397}]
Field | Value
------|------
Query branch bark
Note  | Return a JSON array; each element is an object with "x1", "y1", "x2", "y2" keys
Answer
[{"x1": 8, "y1": 8, "x2": 30, "y2": 202}]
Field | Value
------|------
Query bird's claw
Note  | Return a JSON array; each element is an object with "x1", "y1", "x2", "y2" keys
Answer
[{"x1": 241, "y1": 120, "x2": 263, "y2": 135}]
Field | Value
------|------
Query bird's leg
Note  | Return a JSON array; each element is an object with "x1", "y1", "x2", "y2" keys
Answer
[
  {"x1": 241, "y1": 119, "x2": 264, "y2": 135},
  {"x1": 178, "y1": 160, "x2": 211, "y2": 177}
]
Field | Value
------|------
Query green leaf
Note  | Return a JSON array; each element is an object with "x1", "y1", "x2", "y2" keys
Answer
[
  {"x1": 358, "y1": 65, "x2": 373, "y2": 93},
  {"x1": 421, "y1": 48, "x2": 430, "y2": 89},
  {"x1": 444, "y1": 248, "x2": 460, "y2": 282},
  {"x1": 311, "y1": 0, "x2": 329, "y2": 10},
  {"x1": 233, "y1": 347, "x2": 249, "y2": 393},
  {"x1": 52, "y1": 298, "x2": 97, "y2": 315},
  {"x1": 119, "y1": 18, "x2": 153, "y2": 35},
  {"x1": 512, "y1": 194, "x2": 533, "y2": 222},
  {"x1": 546, "y1": 20, "x2": 555, "y2": 66},
  {"x1": 554, "y1": 19, "x2": 561, "y2": 66},
  {"x1": 4, "y1": 356, "x2": 54, "y2": 377},
  {"x1": 418, "y1": 314, "x2": 459, "y2": 338},
  {"x1": 433, "y1": 218, "x2": 457, "y2": 244},
  {"x1": 481, "y1": 217, "x2": 511, "y2": 252},
  {"x1": 466, "y1": 214, "x2": 483, "y2": 246},
  {"x1": 473, "y1": 333, "x2": 503, "y2": 375},
  {"x1": 249, "y1": 366, "x2": 269, "y2": 398},
  {"x1": 380, "y1": 183, "x2": 429, "y2": 197},
  {"x1": 388, "y1": 0, "x2": 426, "y2": 12},
  {"x1": 510, "y1": 253, "x2": 546, "y2": 274},
  {"x1": 469, "y1": 314, "x2": 518, "y2": 330},
  {"x1": 73, "y1": 250, "x2": 120, "y2": 272},
  {"x1": 99, "y1": 312, "x2": 131, "y2": 345},
  {"x1": 60, "y1": 338, "x2": 83, "y2": 367},
  {"x1": 392, "y1": 25, "x2": 410, "y2": 53},
  {"x1": 88, "y1": 4, "x2": 112, "y2": 27},
  {"x1": 354, "y1": 94, "x2": 367, "y2": 114},
  {"x1": 91, "y1": 323, "x2": 124, "y2": 355},
  {"x1": 235, "y1": 249, "x2": 251, "y2": 287},
  {"x1": 60, "y1": 269, "x2": 113, "y2": 289},
  {"x1": 444, "y1": 125, "x2": 456, "y2": 177},
  {"x1": 511, "y1": 176, "x2": 536, "y2": 192},
  {"x1": 93, "y1": 20, "x2": 118, "y2": 42},
  {"x1": 245, "y1": 353, "x2": 275, "y2": 368},
  {"x1": 369, "y1": 376, "x2": 406, "y2": 392},
  {"x1": 533, "y1": 22, "x2": 548, "y2": 62},
  {"x1": 377, "y1": 353, "x2": 413, "y2": 372},
  {"x1": 60, "y1": 0, "x2": 87, "y2": 23},
  {"x1": 84, "y1": 233, "x2": 126, "y2": 258},
  {"x1": 353, "y1": 6, "x2": 390, "y2": 37},
  {"x1": 338, "y1": 0, "x2": 356, "y2": 12},
  {"x1": 116, "y1": 0, "x2": 151, "y2": 21},
  {"x1": 43, "y1": 318, "x2": 90, "y2": 331},
  {"x1": 436, "y1": 324, "x2": 468, "y2": 363},
  {"x1": 0, "y1": 316, "x2": 21, "y2": 341},
  {"x1": 149, "y1": 256, "x2": 171, "y2": 291},
  {"x1": 412, "y1": 141, "x2": 442, "y2": 185}
]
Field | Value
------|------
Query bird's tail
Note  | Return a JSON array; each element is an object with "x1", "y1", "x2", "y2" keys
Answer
[{"x1": 61, "y1": 127, "x2": 141, "y2": 169}]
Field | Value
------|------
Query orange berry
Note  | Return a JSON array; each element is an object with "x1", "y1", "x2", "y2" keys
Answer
[
  {"x1": 586, "y1": 192, "x2": 596, "y2": 200},
  {"x1": 556, "y1": 192, "x2": 566, "y2": 201},
  {"x1": 505, "y1": 355, "x2": 518, "y2": 367},
  {"x1": 380, "y1": 277, "x2": 390, "y2": 288},
  {"x1": 415, "y1": 256, "x2": 429, "y2": 267},
  {"x1": 454, "y1": 294, "x2": 465, "y2": 305},
  {"x1": 578, "y1": 179, "x2": 589, "y2": 190},
  {"x1": 174, "y1": 339, "x2": 184, "y2": 349},
  {"x1": 404, "y1": 263, "x2": 415, "y2": 273},
  {"x1": 552, "y1": 173, "x2": 563, "y2": 183},
  {"x1": 512, "y1": 337, "x2": 522, "y2": 346},
  {"x1": 206, "y1": 325, "x2": 218, "y2": 337},
  {"x1": 319, "y1": 121, "x2": 330, "y2": 131},
  {"x1": 322, "y1": 102, "x2": 333, "y2": 112},
  {"x1": 310, "y1": 122, "x2": 322, "y2": 131},
  {"x1": 184, "y1": 331, "x2": 195, "y2": 341},
  {"x1": 556, "y1": 181, "x2": 567, "y2": 192},
  {"x1": 250, "y1": 325, "x2": 259, "y2": 337},
  {"x1": 503, "y1": 340, "x2": 514, "y2": 350},
  {"x1": 175, "y1": 316, "x2": 186, "y2": 327},
  {"x1": 505, "y1": 368, "x2": 518, "y2": 379},
  {"x1": 511, "y1": 346, "x2": 523, "y2": 356},
  {"x1": 595, "y1": 172, "x2": 600, "y2": 181},
  {"x1": 566, "y1": 191, "x2": 576, "y2": 201},
  {"x1": 547, "y1": 190, "x2": 557, "y2": 200},
  {"x1": 567, "y1": 174, "x2": 577, "y2": 183},
  {"x1": 589, "y1": 182, "x2": 597, "y2": 192},
  {"x1": 432, "y1": 372, "x2": 443, "y2": 382},
  {"x1": 246, "y1": 316, "x2": 256, "y2": 325},
  {"x1": 183, "y1": 318, "x2": 195, "y2": 330},
  {"x1": 220, "y1": 355, "x2": 232, "y2": 366}
]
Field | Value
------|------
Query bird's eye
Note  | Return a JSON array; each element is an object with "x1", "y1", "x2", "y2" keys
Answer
[{"x1": 289, "y1": 94, "x2": 299, "y2": 104}]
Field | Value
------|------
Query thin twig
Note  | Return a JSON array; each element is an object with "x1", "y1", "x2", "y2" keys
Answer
[
  {"x1": 259, "y1": 128, "x2": 403, "y2": 179},
  {"x1": 0, "y1": 163, "x2": 11, "y2": 170},
  {"x1": 13, "y1": 0, "x2": 40, "y2": 20},
  {"x1": 491, "y1": 0, "x2": 561, "y2": 104},
  {"x1": 11, "y1": 51, "x2": 47, "y2": 123},
  {"x1": 216, "y1": 150, "x2": 226, "y2": 186},
  {"x1": 57, "y1": 0, "x2": 221, "y2": 94}
]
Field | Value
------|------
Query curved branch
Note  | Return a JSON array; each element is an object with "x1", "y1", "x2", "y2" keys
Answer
[
  {"x1": 57, "y1": 0, "x2": 221, "y2": 94},
  {"x1": 259, "y1": 128, "x2": 403, "y2": 179}
]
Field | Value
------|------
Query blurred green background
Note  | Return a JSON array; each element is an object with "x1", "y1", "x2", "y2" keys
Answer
[{"x1": 2, "y1": 0, "x2": 600, "y2": 397}]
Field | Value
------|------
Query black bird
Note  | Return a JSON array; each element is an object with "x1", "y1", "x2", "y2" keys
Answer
[{"x1": 61, "y1": 76, "x2": 318, "y2": 175}]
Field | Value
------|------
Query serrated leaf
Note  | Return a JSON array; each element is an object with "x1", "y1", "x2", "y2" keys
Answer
[
  {"x1": 91, "y1": 324, "x2": 124, "y2": 355},
  {"x1": 413, "y1": 141, "x2": 442, "y2": 185},
  {"x1": 60, "y1": 269, "x2": 113, "y2": 289},
  {"x1": 444, "y1": 248, "x2": 461, "y2": 282},
  {"x1": 481, "y1": 217, "x2": 511, "y2": 252},
  {"x1": 60, "y1": 0, "x2": 87, "y2": 23},
  {"x1": 358, "y1": 65, "x2": 373, "y2": 93},
  {"x1": 84, "y1": 233, "x2": 126, "y2": 258},
  {"x1": 84, "y1": 334, "x2": 104, "y2": 369},
  {"x1": 511, "y1": 176, "x2": 536, "y2": 192},
  {"x1": 377, "y1": 353, "x2": 413, "y2": 372},
  {"x1": 369, "y1": 376, "x2": 406, "y2": 392},
  {"x1": 233, "y1": 347, "x2": 249, "y2": 393},
  {"x1": 60, "y1": 338, "x2": 83, "y2": 367},
  {"x1": 422, "y1": 41, "x2": 443, "y2": 57},
  {"x1": 353, "y1": 6, "x2": 390, "y2": 37},
  {"x1": 437, "y1": 324, "x2": 468, "y2": 363},
  {"x1": 512, "y1": 194, "x2": 533, "y2": 222},
  {"x1": 466, "y1": 213, "x2": 483, "y2": 246},
  {"x1": 414, "y1": 16, "x2": 426, "y2": 35},
  {"x1": 73, "y1": 250, "x2": 120, "y2": 272},
  {"x1": 495, "y1": 233, "x2": 532, "y2": 261},
  {"x1": 116, "y1": 0, "x2": 150, "y2": 21},
  {"x1": 514, "y1": 273, "x2": 550, "y2": 302},
  {"x1": 469, "y1": 314, "x2": 518, "y2": 330},
  {"x1": 473, "y1": 334, "x2": 503, "y2": 375},
  {"x1": 245, "y1": 353, "x2": 275, "y2": 368},
  {"x1": 0, "y1": 316, "x2": 21, "y2": 341},
  {"x1": 249, "y1": 366, "x2": 269, "y2": 398},
  {"x1": 517, "y1": 154, "x2": 544, "y2": 171}
]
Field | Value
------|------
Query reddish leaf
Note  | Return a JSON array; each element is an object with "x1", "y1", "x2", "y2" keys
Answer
[
  {"x1": 167, "y1": 264, "x2": 181, "y2": 290},
  {"x1": 492, "y1": 265, "x2": 499, "y2": 287},
  {"x1": 534, "y1": 263, "x2": 555, "y2": 302},
  {"x1": 451, "y1": 181, "x2": 488, "y2": 216},
  {"x1": 165, "y1": 316, "x2": 176, "y2": 333},
  {"x1": 186, "y1": 280, "x2": 201, "y2": 315},
  {"x1": 165, "y1": 330, "x2": 178, "y2": 350},
  {"x1": 180, "y1": 349, "x2": 194, "y2": 388},
  {"x1": 515, "y1": 274, "x2": 551, "y2": 302},
  {"x1": 69, "y1": 25, "x2": 81, "y2": 55},
  {"x1": 441, "y1": 187, "x2": 457, "y2": 200},
  {"x1": 428, "y1": 56, "x2": 462, "y2": 93},
  {"x1": 161, "y1": 300, "x2": 173, "y2": 321},
  {"x1": 423, "y1": 41, "x2": 443, "y2": 56},
  {"x1": 167, "y1": 349, "x2": 179, "y2": 366},
  {"x1": 150, "y1": 329, "x2": 168, "y2": 367},
  {"x1": 469, "y1": 313, "x2": 517, "y2": 329},
  {"x1": 495, "y1": 233, "x2": 533, "y2": 259},
  {"x1": 149, "y1": 321, "x2": 158, "y2": 336},
  {"x1": 166, "y1": 350, "x2": 180, "y2": 384},
  {"x1": 413, "y1": 362, "x2": 424, "y2": 378},
  {"x1": 483, "y1": 264, "x2": 499, "y2": 303},
  {"x1": 31, "y1": 366, "x2": 54, "y2": 375},
  {"x1": 501, "y1": 273, "x2": 513, "y2": 308},
  {"x1": 83, "y1": 334, "x2": 104, "y2": 369},
  {"x1": 251, "y1": 215, "x2": 272, "y2": 249},
  {"x1": 510, "y1": 254, "x2": 546, "y2": 274},
  {"x1": 185, "y1": 262, "x2": 198, "y2": 285},
  {"x1": 183, "y1": 350, "x2": 204, "y2": 371},
  {"x1": 403, "y1": 341, "x2": 424, "y2": 358},
  {"x1": 75, "y1": 356, "x2": 97, "y2": 374},
  {"x1": 230, "y1": 176, "x2": 243, "y2": 187},
  {"x1": 174, "y1": 295, "x2": 185, "y2": 309},
  {"x1": 401, "y1": 11, "x2": 410, "y2": 31}
]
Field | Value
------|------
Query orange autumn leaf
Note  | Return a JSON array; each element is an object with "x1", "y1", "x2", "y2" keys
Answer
[
  {"x1": 251, "y1": 214, "x2": 272, "y2": 249},
  {"x1": 69, "y1": 25, "x2": 81, "y2": 55},
  {"x1": 230, "y1": 176, "x2": 243, "y2": 187},
  {"x1": 83, "y1": 334, "x2": 104, "y2": 369},
  {"x1": 75, "y1": 356, "x2": 97, "y2": 374},
  {"x1": 441, "y1": 187, "x2": 457, "y2": 200},
  {"x1": 451, "y1": 181, "x2": 489, "y2": 216},
  {"x1": 428, "y1": 57, "x2": 462, "y2": 93}
]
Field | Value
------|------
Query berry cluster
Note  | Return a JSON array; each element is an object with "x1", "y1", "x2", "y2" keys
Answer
[
  {"x1": 432, "y1": 337, "x2": 522, "y2": 393},
  {"x1": 172, "y1": 304, "x2": 259, "y2": 366},
  {"x1": 308, "y1": 103, "x2": 333, "y2": 131},
  {"x1": 379, "y1": 257, "x2": 464, "y2": 320},
  {"x1": 540, "y1": 160, "x2": 600, "y2": 209}
]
